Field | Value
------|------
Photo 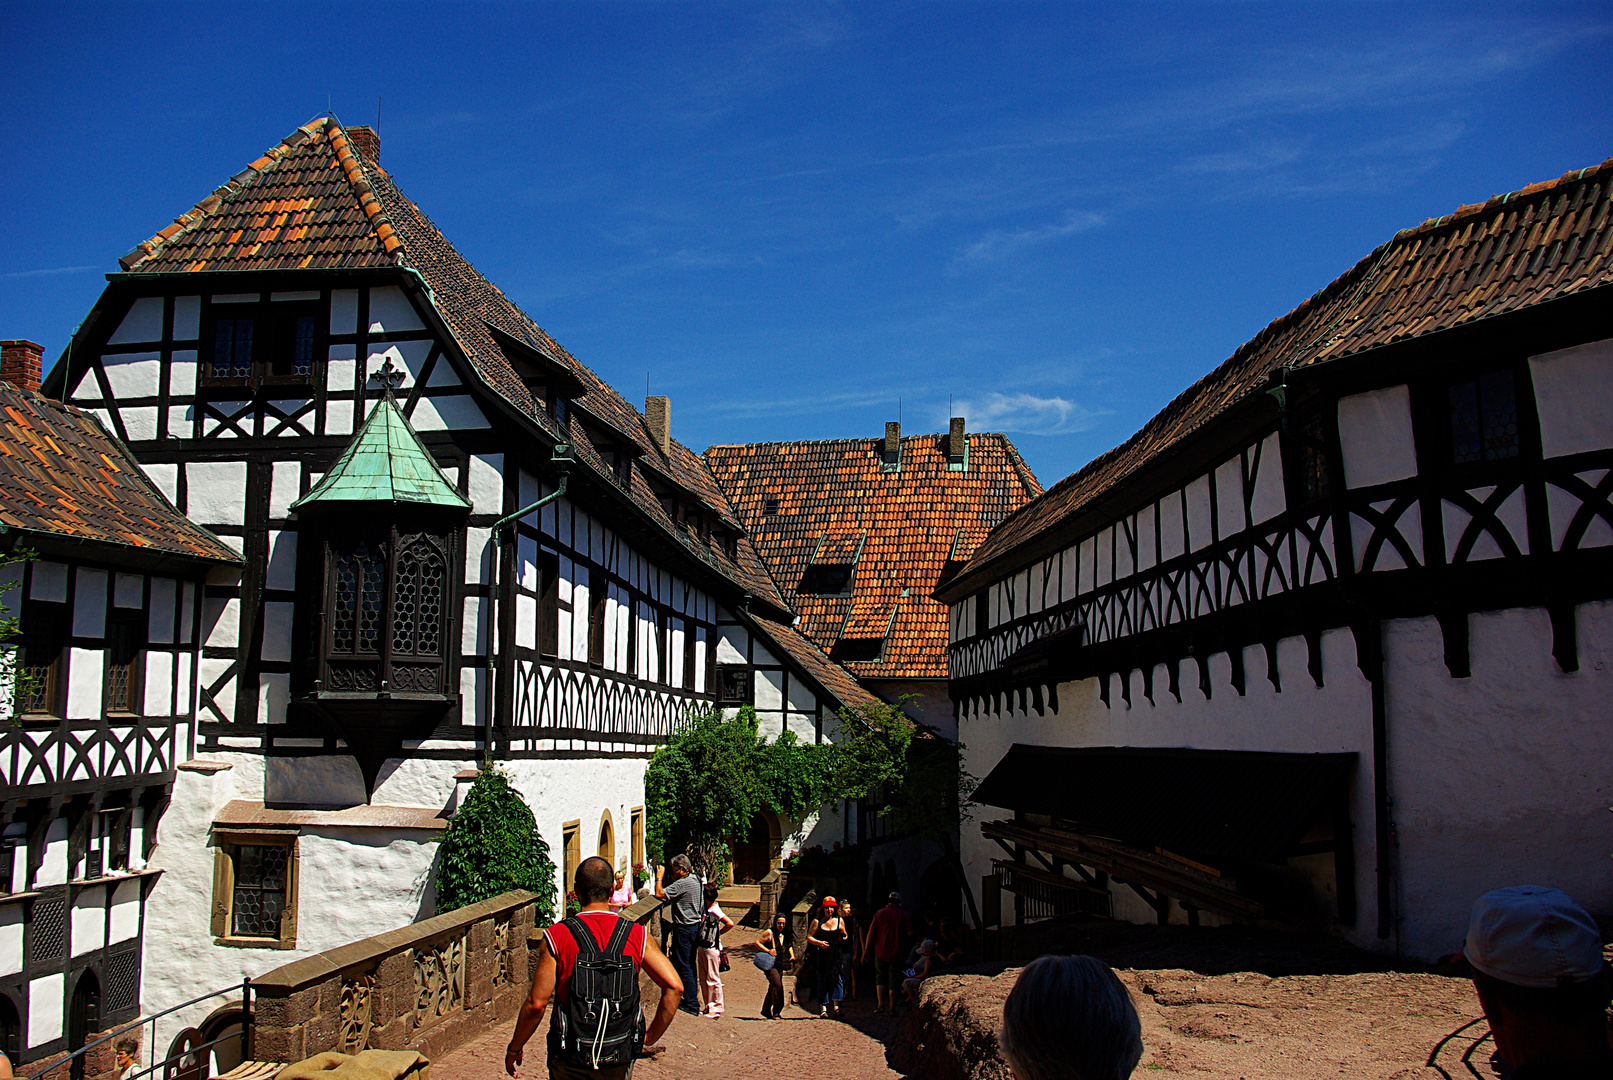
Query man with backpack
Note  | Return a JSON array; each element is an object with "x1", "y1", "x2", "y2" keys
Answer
[{"x1": 506, "y1": 856, "x2": 684, "y2": 1078}]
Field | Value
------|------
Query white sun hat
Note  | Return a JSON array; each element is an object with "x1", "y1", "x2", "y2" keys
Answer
[{"x1": 1464, "y1": 885, "x2": 1605, "y2": 989}]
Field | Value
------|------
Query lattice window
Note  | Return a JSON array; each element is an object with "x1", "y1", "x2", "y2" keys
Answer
[
  {"x1": 32, "y1": 894, "x2": 67, "y2": 961},
  {"x1": 392, "y1": 534, "x2": 447, "y2": 658},
  {"x1": 104, "y1": 949, "x2": 140, "y2": 1015},
  {"x1": 210, "y1": 318, "x2": 255, "y2": 379},
  {"x1": 331, "y1": 540, "x2": 387, "y2": 656},
  {"x1": 1295, "y1": 414, "x2": 1332, "y2": 502},
  {"x1": 1449, "y1": 370, "x2": 1521, "y2": 464},
  {"x1": 105, "y1": 612, "x2": 145, "y2": 715},
  {"x1": 231, "y1": 843, "x2": 289, "y2": 938},
  {"x1": 18, "y1": 602, "x2": 65, "y2": 717}
]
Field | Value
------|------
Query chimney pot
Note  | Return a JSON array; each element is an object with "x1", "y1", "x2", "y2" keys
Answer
[
  {"x1": 645, "y1": 396, "x2": 671, "y2": 455},
  {"x1": 346, "y1": 125, "x2": 380, "y2": 163},
  {"x1": 949, "y1": 416, "x2": 966, "y2": 461},
  {"x1": 1, "y1": 340, "x2": 44, "y2": 394}
]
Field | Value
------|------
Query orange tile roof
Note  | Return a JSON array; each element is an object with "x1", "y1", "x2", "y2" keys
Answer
[
  {"x1": 0, "y1": 383, "x2": 238, "y2": 562},
  {"x1": 954, "y1": 157, "x2": 1613, "y2": 591},
  {"x1": 705, "y1": 433, "x2": 1041, "y2": 679},
  {"x1": 110, "y1": 117, "x2": 786, "y2": 610}
]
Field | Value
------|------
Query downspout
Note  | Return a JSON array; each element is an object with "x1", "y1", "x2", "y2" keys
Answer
[{"x1": 486, "y1": 444, "x2": 572, "y2": 753}]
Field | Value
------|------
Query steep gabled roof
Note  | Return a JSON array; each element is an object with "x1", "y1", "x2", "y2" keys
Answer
[
  {"x1": 706, "y1": 433, "x2": 1042, "y2": 679},
  {"x1": 955, "y1": 156, "x2": 1613, "y2": 590},
  {"x1": 292, "y1": 397, "x2": 470, "y2": 510},
  {"x1": 110, "y1": 116, "x2": 787, "y2": 610},
  {"x1": 0, "y1": 382, "x2": 238, "y2": 563}
]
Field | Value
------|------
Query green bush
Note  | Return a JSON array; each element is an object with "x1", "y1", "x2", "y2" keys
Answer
[{"x1": 436, "y1": 767, "x2": 557, "y2": 920}]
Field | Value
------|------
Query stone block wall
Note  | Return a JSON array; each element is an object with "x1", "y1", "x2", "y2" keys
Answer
[{"x1": 250, "y1": 891, "x2": 537, "y2": 1067}]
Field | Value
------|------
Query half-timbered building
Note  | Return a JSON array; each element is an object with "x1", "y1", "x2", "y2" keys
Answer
[
  {"x1": 0, "y1": 339, "x2": 240, "y2": 1069},
  {"x1": 38, "y1": 117, "x2": 877, "y2": 1043},
  {"x1": 706, "y1": 421, "x2": 1041, "y2": 897},
  {"x1": 938, "y1": 159, "x2": 1613, "y2": 959}
]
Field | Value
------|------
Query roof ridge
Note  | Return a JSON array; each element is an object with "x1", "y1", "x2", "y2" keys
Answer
[
  {"x1": 703, "y1": 431, "x2": 1017, "y2": 453},
  {"x1": 1393, "y1": 156, "x2": 1613, "y2": 242},
  {"x1": 326, "y1": 120, "x2": 405, "y2": 263},
  {"x1": 121, "y1": 117, "x2": 337, "y2": 270}
]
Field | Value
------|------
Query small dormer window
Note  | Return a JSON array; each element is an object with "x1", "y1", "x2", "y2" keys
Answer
[
  {"x1": 800, "y1": 564, "x2": 853, "y2": 595},
  {"x1": 763, "y1": 497, "x2": 779, "y2": 516}
]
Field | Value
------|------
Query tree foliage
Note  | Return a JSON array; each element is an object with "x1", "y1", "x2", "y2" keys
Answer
[
  {"x1": 436, "y1": 767, "x2": 557, "y2": 920},
  {"x1": 644, "y1": 698, "x2": 922, "y2": 874}
]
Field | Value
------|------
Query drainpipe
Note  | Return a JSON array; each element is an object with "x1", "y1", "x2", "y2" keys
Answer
[{"x1": 486, "y1": 444, "x2": 572, "y2": 750}]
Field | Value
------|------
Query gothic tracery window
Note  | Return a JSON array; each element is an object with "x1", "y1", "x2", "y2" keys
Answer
[{"x1": 322, "y1": 528, "x2": 452, "y2": 694}]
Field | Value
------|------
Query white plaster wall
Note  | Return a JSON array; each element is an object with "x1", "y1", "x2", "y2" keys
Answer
[
  {"x1": 957, "y1": 630, "x2": 1380, "y2": 948},
  {"x1": 1339, "y1": 384, "x2": 1418, "y2": 489},
  {"x1": 0, "y1": 905, "x2": 22, "y2": 977},
  {"x1": 504, "y1": 757, "x2": 648, "y2": 903},
  {"x1": 28, "y1": 972, "x2": 63, "y2": 1047},
  {"x1": 143, "y1": 753, "x2": 450, "y2": 1055},
  {"x1": 1384, "y1": 602, "x2": 1613, "y2": 960},
  {"x1": 71, "y1": 885, "x2": 107, "y2": 957},
  {"x1": 1529, "y1": 337, "x2": 1613, "y2": 459}
]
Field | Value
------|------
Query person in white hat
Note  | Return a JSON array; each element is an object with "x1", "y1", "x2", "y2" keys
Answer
[{"x1": 1463, "y1": 885, "x2": 1613, "y2": 1074}]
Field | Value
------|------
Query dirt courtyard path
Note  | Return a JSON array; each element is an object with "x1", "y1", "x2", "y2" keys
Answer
[{"x1": 439, "y1": 924, "x2": 903, "y2": 1080}]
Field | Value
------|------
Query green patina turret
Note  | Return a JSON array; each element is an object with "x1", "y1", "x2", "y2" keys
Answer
[{"x1": 291, "y1": 396, "x2": 471, "y2": 510}]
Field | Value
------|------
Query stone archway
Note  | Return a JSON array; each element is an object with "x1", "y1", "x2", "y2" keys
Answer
[{"x1": 730, "y1": 809, "x2": 783, "y2": 884}]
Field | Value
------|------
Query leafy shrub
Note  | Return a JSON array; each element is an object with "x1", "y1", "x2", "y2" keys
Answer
[{"x1": 436, "y1": 767, "x2": 557, "y2": 920}]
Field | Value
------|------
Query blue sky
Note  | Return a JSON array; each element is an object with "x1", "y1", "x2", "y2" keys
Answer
[{"x1": 2, "y1": 3, "x2": 1608, "y2": 486}]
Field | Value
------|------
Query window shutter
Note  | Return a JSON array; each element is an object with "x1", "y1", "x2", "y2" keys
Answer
[
  {"x1": 280, "y1": 841, "x2": 300, "y2": 947},
  {"x1": 210, "y1": 846, "x2": 232, "y2": 939}
]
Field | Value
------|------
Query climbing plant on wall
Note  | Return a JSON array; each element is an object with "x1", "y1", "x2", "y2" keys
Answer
[
  {"x1": 644, "y1": 699, "x2": 925, "y2": 880},
  {"x1": 436, "y1": 767, "x2": 558, "y2": 920}
]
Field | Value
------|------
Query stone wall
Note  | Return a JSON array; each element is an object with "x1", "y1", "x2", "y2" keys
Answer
[{"x1": 250, "y1": 891, "x2": 537, "y2": 1066}]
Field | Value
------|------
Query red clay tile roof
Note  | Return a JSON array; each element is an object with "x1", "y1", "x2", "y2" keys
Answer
[
  {"x1": 706, "y1": 434, "x2": 1042, "y2": 678},
  {"x1": 954, "y1": 157, "x2": 1613, "y2": 593},
  {"x1": 112, "y1": 116, "x2": 786, "y2": 610},
  {"x1": 0, "y1": 383, "x2": 238, "y2": 562}
]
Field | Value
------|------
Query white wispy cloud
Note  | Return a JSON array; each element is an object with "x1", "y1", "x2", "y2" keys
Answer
[
  {"x1": 688, "y1": 386, "x2": 904, "y2": 421},
  {"x1": 950, "y1": 392, "x2": 1107, "y2": 437},
  {"x1": 0, "y1": 265, "x2": 97, "y2": 279},
  {"x1": 956, "y1": 210, "x2": 1107, "y2": 265}
]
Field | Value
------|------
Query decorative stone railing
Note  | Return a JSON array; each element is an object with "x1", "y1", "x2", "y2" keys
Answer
[{"x1": 251, "y1": 891, "x2": 538, "y2": 1065}]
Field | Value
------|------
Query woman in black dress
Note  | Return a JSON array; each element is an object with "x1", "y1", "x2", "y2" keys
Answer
[
  {"x1": 806, "y1": 896, "x2": 849, "y2": 1019},
  {"x1": 753, "y1": 914, "x2": 794, "y2": 1019}
]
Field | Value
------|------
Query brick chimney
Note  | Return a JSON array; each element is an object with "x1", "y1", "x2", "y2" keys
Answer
[
  {"x1": 948, "y1": 416, "x2": 967, "y2": 465},
  {"x1": 1, "y1": 340, "x2": 43, "y2": 393},
  {"x1": 645, "y1": 396, "x2": 671, "y2": 454},
  {"x1": 882, "y1": 421, "x2": 901, "y2": 468},
  {"x1": 346, "y1": 125, "x2": 380, "y2": 163}
]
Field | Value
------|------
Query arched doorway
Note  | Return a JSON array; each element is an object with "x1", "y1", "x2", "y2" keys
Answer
[
  {"x1": 598, "y1": 811, "x2": 615, "y2": 863},
  {"x1": 198, "y1": 1005, "x2": 246, "y2": 1075},
  {"x1": 69, "y1": 968, "x2": 101, "y2": 1080},
  {"x1": 730, "y1": 811, "x2": 781, "y2": 885},
  {"x1": 0, "y1": 991, "x2": 20, "y2": 1063}
]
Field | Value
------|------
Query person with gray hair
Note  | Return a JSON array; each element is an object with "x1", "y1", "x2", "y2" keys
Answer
[
  {"x1": 998, "y1": 955, "x2": 1144, "y2": 1080},
  {"x1": 654, "y1": 854, "x2": 705, "y2": 1015}
]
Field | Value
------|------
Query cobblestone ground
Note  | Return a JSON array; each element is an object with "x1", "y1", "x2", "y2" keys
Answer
[{"x1": 439, "y1": 925, "x2": 905, "y2": 1080}]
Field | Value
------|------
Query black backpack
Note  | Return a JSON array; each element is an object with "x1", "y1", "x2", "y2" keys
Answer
[
  {"x1": 697, "y1": 909, "x2": 723, "y2": 950},
  {"x1": 549, "y1": 916, "x2": 644, "y2": 1070}
]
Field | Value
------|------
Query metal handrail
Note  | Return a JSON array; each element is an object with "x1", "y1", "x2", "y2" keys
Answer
[{"x1": 22, "y1": 979, "x2": 250, "y2": 1080}]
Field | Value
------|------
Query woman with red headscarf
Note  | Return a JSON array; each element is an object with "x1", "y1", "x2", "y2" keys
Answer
[{"x1": 805, "y1": 895, "x2": 849, "y2": 1019}]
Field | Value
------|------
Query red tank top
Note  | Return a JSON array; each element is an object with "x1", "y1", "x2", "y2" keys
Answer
[{"x1": 543, "y1": 910, "x2": 647, "y2": 1004}]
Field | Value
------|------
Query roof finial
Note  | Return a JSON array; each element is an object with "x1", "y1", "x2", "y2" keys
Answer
[{"x1": 369, "y1": 356, "x2": 406, "y2": 401}]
